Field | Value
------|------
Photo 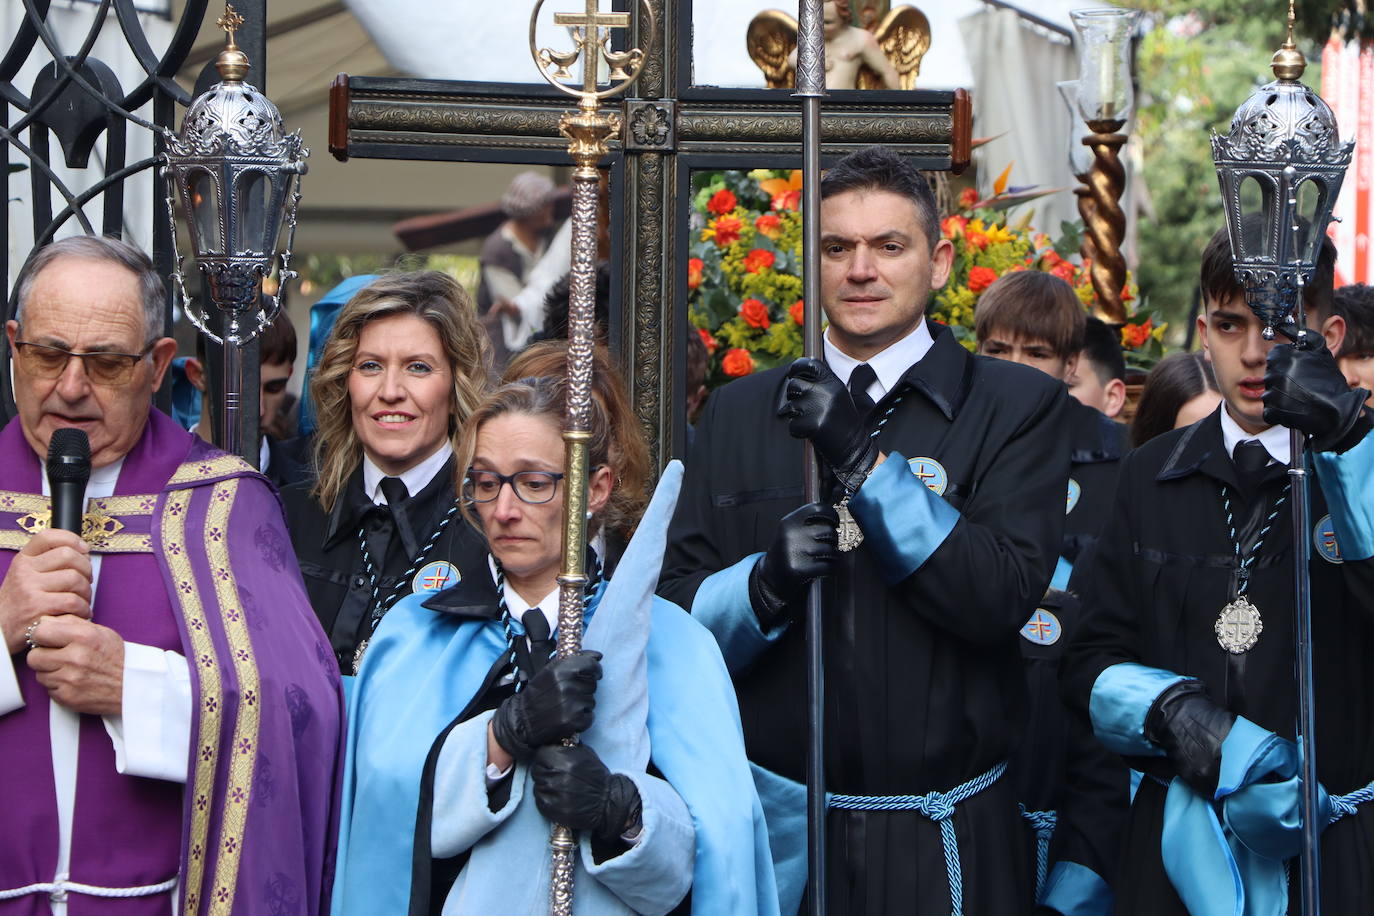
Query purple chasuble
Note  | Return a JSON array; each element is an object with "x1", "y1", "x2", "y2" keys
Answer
[{"x1": 0, "y1": 410, "x2": 344, "y2": 916}]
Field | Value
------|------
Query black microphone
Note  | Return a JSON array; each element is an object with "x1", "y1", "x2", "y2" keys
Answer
[{"x1": 47, "y1": 428, "x2": 91, "y2": 534}]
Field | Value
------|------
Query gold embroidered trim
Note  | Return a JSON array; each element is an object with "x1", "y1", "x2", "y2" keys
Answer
[
  {"x1": 206, "y1": 479, "x2": 259, "y2": 916},
  {"x1": 0, "y1": 529, "x2": 152, "y2": 554},
  {"x1": 168, "y1": 455, "x2": 254, "y2": 487},
  {"x1": 0, "y1": 491, "x2": 48, "y2": 514},
  {"x1": 162, "y1": 488, "x2": 221, "y2": 916},
  {"x1": 88, "y1": 494, "x2": 158, "y2": 515}
]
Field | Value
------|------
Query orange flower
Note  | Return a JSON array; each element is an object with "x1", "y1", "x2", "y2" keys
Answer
[
  {"x1": 958, "y1": 187, "x2": 980, "y2": 209},
  {"x1": 755, "y1": 212, "x2": 782, "y2": 239},
  {"x1": 707, "y1": 188, "x2": 737, "y2": 216},
  {"x1": 1122, "y1": 284, "x2": 1135, "y2": 302},
  {"x1": 965, "y1": 230, "x2": 989, "y2": 250},
  {"x1": 722, "y1": 348, "x2": 755, "y2": 377},
  {"x1": 790, "y1": 299, "x2": 805, "y2": 325},
  {"x1": 967, "y1": 266, "x2": 999, "y2": 293},
  {"x1": 772, "y1": 189, "x2": 801, "y2": 211},
  {"x1": 743, "y1": 248, "x2": 776, "y2": 274},
  {"x1": 740, "y1": 298, "x2": 771, "y2": 329},
  {"x1": 707, "y1": 214, "x2": 743, "y2": 247},
  {"x1": 687, "y1": 257, "x2": 703, "y2": 290},
  {"x1": 760, "y1": 170, "x2": 803, "y2": 211},
  {"x1": 698, "y1": 327, "x2": 717, "y2": 354},
  {"x1": 1120, "y1": 318, "x2": 1153, "y2": 349},
  {"x1": 941, "y1": 215, "x2": 968, "y2": 238},
  {"x1": 1051, "y1": 261, "x2": 1076, "y2": 283}
]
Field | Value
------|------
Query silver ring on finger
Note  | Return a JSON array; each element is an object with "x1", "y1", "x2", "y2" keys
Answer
[{"x1": 24, "y1": 618, "x2": 41, "y2": 651}]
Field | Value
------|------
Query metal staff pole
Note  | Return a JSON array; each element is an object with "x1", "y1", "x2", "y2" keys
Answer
[
  {"x1": 1210, "y1": 6, "x2": 1353, "y2": 910},
  {"x1": 527, "y1": 3, "x2": 653, "y2": 912},
  {"x1": 794, "y1": 1, "x2": 827, "y2": 911}
]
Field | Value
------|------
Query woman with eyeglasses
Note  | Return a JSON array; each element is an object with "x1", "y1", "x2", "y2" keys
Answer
[
  {"x1": 280, "y1": 271, "x2": 491, "y2": 676},
  {"x1": 330, "y1": 354, "x2": 779, "y2": 916}
]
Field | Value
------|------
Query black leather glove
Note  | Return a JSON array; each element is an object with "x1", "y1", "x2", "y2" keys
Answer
[
  {"x1": 491, "y1": 650, "x2": 602, "y2": 760},
  {"x1": 1144, "y1": 680, "x2": 1236, "y2": 797},
  {"x1": 777, "y1": 357, "x2": 879, "y2": 493},
  {"x1": 531, "y1": 743, "x2": 642, "y2": 842},
  {"x1": 1264, "y1": 341, "x2": 1372, "y2": 453},
  {"x1": 749, "y1": 502, "x2": 840, "y2": 629}
]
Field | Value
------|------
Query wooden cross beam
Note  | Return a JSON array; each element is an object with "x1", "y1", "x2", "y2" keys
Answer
[{"x1": 327, "y1": 0, "x2": 971, "y2": 466}]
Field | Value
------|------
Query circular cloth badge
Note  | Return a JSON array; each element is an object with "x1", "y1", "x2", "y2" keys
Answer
[
  {"x1": 1021, "y1": 608, "x2": 1062, "y2": 645},
  {"x1": 1066, "y1": 479, "x2": 1081, "y2": 515},
  {"x1": 907, "y1": 457, "x2": 948, "y2": 496},
  {"x1": 1312, "y1": 514, "x2": 1343, "y2": 564},
  {"x1": 412, "y1": 560, "x2": 461, "y2": 594}
]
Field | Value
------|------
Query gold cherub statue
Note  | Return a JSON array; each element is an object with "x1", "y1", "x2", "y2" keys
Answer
[{"x1": 747, "y1": 0, "x2": 931, "y2": 90}]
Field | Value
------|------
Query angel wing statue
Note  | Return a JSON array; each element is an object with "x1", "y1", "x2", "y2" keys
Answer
[{"x1": 745, "y1": 1, "x2": 930, "y2": 90}]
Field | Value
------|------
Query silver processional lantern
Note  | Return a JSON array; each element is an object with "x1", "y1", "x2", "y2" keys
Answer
[
  {"x1": 1211, "y1": 4, "x2": 1354, "y2": 915},
  {"x1": 1210, "y1": 2, "x2": 1352, "y2": 337},
  {"x1": 162, "y1": 4, "x2": 307, "y2": 460}
]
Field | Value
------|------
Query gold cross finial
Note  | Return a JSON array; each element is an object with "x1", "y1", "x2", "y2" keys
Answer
[{"x1": 217, "y1": 4, "x2": 245, "y2": 45}]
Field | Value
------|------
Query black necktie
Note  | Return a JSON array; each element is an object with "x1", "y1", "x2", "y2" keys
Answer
[
  {"x1": 523, "y1": 609, "x2": 554, "y2": 677},
  {"x1": 379, "y1": 476, "x2": 408, "y2": 508},
  {"x1": 848, "y1": 363, "x2": 878, "y2": 416},
  {"x1": 378, "y1": 476, "x2": 420, "y2": 557},
  {"x1": 1232, "y1": 440, "x2": 1271, "y2": 495}
]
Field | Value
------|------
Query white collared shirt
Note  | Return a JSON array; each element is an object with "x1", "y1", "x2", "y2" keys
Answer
[
  {"x1": 487, "y1": 556, "x2": 559, "y2": 638},
  {"x1": 1218, "y1": 405, "x2": 1292, "y2": 467},
  {"x1": 822, "y1": 320, "x2": 935, "y2": 405},
  {"x1": 362, "y1": 443, "x2": 454, "y2": 505}
]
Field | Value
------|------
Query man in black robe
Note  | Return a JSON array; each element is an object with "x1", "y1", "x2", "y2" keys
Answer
[
  {"x1": 973, "y1": 270, "x2": 1129, "y2": 914},
  {"x1": 1064, "y1": 228, "x2": 1374, "y2": 915},
  {"x1": 659, "y1": 146, "x2": 1070, "y2": 915}
]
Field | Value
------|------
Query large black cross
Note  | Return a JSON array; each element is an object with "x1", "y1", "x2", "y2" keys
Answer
[{"x1": 327, "y1": 0, "x2": 969, "y2": 465}]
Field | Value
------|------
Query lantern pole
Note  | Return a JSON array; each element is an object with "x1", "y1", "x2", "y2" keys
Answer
[
  {"x1": 1211, "y1": 5, "x2": 1355, "y2": 911},
  {"x1": 162, "y1": 3, "x2": 307, "y2": 466},
  {"x1": 527, "y1": 3, "x2": 653, "y2": 912}
]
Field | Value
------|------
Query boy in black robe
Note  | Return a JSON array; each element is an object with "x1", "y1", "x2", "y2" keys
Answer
[
  {"x1": 974, "y1": 271, "x2": 1129, "y2": 915},
  {"x1": 659, "y1": 146, "x2": 1070, "y2": 915},
  {"x1": 1064, "y1": 228, "x2": 1374, "y2": 915}
]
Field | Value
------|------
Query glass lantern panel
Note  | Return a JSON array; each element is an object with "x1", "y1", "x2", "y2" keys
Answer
[
  {"x1": 188, "y1": 171, "x2": 221, "y2": 254},
  {"x1": 237, "y1": 171, "x2": 272, "y2": 255},
  {"x1": 1293, "y1": 178, "x2": 1325, "y2": 266},
  {"x1": 1237, "y1": 174, "x2": 1271, "y2": 261}
]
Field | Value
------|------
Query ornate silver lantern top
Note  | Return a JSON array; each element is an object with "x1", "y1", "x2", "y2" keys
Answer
[
  {"x1": 1210, "y1": 1, "x2": 1354, "y2": 335},
  {"x1": 162, "y1": 4, "x2": 307, "y2": 346}
]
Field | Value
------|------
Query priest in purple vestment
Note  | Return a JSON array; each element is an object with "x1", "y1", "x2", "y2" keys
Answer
[{"x1": 0, "y1": 235, "x2": 344, "y2": 916}]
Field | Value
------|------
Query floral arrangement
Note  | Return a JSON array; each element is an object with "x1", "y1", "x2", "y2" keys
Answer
[{"x1": 689, "y1": 168, "x2": 1163, "y2": 387}]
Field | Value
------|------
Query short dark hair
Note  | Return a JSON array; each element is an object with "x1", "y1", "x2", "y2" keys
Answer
[
  {"x1": 820, "y1": 146, "x2": 940, "y2": 253},
  {"x1": 1334, "y1": 283, "x2": 1374, "y2": 357},
  {"x1": 1080, "y1": 316, "x2": 1126, "y2": 384},
  {"x1": 1130, "y1": 350, "x2": 1218, "y2": 447},
  {"x1": 973, "y1": 270, "x2": 1086, "y2": 360},
  {"x1": 259, "y1": 310, "x2": 298, "y2": 367},
  {"x1": 1199, "y1": 224, "x2": 1337, "y2": 320},
  {"x1": 537, "y1": 262, "x2": 612, "y2": 343}
]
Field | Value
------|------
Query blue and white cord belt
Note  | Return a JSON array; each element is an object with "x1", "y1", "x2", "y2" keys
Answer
[
  {"x1": 1018, "y1": 804, "x2": 1057, "y2": 902},
  {"x1": 829, "y1": 760, "x2": 1008, "y2": 916},
  {"x1": 1329, "y1": 777, "x2": 1374, "y2": 823}
]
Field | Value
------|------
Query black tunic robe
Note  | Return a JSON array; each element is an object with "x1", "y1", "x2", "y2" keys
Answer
[
  {"x1": 281, "y1": 456, "x2": 483, "y2": 674},
  {"x1": 659, "y1": 322, "x2": 1070, "y2": 916},
  {"x1": 1063, "y1": 408, "x2": 1374, "y2": 914},
  {"x1": 1011, "y1": 400, "x2": 1130, "y2": 910}
]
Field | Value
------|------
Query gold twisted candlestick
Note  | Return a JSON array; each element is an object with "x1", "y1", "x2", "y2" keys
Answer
[
  {"x1": 527, "y1": 1, "x2": 654, "y2": 912},
  {"x1": 1082, "y1": 120, "x2": 1127, "y2": 323}
]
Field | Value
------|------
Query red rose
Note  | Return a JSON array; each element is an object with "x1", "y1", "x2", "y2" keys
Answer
[
  {"x1": 698, "y1": 327, "x2": 718, "y2": 354},
  {"x1": 941, "y1": 215, "x2": 968, "y2": 238},
  {"x1": 687, "y1": 257, "x2": 703, "y2": 290},
  {"x1": 707, "y1": 188, "x2": 737, "y2": 215},
  {"x1": 790, "y1": 299, "x2": 805, "y2": 325},
  {"x1": 967, "y1": 266, "x2": 998, "y2": 293},
  {"x1": 958, "y1": 187, "x2": 980, "y2": 209},
  {"x1": 740, "y1": 298, "x2": 771, "y2": 329},
  {"x1": 722, "y1": 348, "x2": 755, "y2": 377},
  {"x1": 755, "y1": 213, "x2": 782, "y2": 239},
  {"x1": 743, "y1": 248, "x2": 776, "y2": 274},
  {"x1": 1121, "y1": 318, "x2": 1153, "y2": 349},
  {"x1": 710, "y1": 215, "x2": 743, "y2": 247},
  {"x1": 965, "y1": 230, "x2": 989, "y2": 250},
  {"x1": 772, "y1": 189, "x2": 801, "y2": 211}
]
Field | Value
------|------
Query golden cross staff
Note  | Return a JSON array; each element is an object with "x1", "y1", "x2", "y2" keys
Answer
[{"x1": 527, "y1": 2, "x2": 654, "y2": 913}]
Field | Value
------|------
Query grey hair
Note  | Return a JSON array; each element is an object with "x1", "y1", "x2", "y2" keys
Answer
[{"x1": 13, "y1": 236, "x2": 166, "y2": 344}]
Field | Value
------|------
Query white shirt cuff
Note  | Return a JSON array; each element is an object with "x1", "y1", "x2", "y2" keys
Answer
[
  {"x1": 485, "y1": 760, "x2": 514, "y2": 789},
  {"x1": 102, "y1": 643, "x2": 191, "y2": 783},
  {"x1": 0, "y1": 648, "x2": 22, "y2": 716}
]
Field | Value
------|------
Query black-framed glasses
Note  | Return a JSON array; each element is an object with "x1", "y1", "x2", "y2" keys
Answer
[
  {"x1": 464, "y1": 469, "x2": 565, "y2": 505},
  {"x1": 13, "y1": 340, "x2": 154, "y2": 387}
]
